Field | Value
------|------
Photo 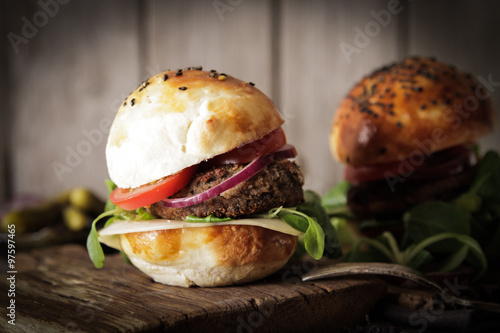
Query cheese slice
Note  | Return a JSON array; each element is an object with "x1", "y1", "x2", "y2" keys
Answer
[{"x1": 98, "y1": 218, "x2": 303, "y2": 252}]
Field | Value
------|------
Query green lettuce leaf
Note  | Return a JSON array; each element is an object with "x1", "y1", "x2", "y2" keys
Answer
[{"x1": 185, "y1": 215, "x2": 231, "y2": 222}]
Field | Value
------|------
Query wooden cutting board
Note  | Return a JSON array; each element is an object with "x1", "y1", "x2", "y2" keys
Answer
[{"x1": 0, "y1": 245, "x2": 386, "y2": 332}]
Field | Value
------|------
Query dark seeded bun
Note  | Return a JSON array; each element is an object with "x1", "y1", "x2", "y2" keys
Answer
[
  {"x1": 106, "y1": 69, "x2": 283, "y2": 189},
  {"x1": 330, "y1": 57, "x2": 495, "y2": 166}
]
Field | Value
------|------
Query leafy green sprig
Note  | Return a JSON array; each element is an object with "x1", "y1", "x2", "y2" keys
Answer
[
  {"x1": 185, "y1": 215, "x2": 231, "y2": 222},
  {"x1": 322, "y1": 150, "x2": 500, "y2": 279},
  {"x1": 87, "y1": 180, "x2": 154, "y2": 268}
]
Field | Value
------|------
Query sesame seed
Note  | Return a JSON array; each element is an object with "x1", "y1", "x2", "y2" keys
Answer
[
  {"x1": 218, "y1": 74, "x2": 227, "y2": 81},
  {"x1": 163, "y1": 74, "x2": 169, "y2": 81},
  {"x1": 130, "y1": 98, "x2": 136, "y2": 107},
  {"x1": 421, "y1": 104, "x2": 427, "y2": 110},
  {"x1": 139, "y1": 81, "x2": 149, "y2": 92},
  {"x1": 396, "y1": 121, "x2": 403, "y2": 128},
  {"x1": 175, "y1": 72, "x2": 183, "y2": 76},
  {"x1": 431, "y1": 99, "x2": 437, "y2": 105},
  {"x1": 179, "y1": 86, "x2": 187, "y2": 91},
  {"x1": 419, "y1": 69, "x2": 438, "y2": 81},
  {"x1": 249, "y1": 82, "x2": 255, "y2": 86}
]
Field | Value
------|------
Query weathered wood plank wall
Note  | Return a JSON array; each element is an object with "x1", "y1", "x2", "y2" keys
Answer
[{"x1": 2, "y1": 0, "x2": 500, "y2": 202}]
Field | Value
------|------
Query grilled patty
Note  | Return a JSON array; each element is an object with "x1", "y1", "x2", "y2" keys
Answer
[
  {"x1": 148, "y1": 160, "x2": 304, "y2": 220},
  {"x1": 347, "y1": 165, "x2": 477, "y2": 218}
]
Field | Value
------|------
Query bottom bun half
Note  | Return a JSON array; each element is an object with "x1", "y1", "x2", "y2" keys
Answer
[{"x1": 119, "y1": 225, "x2": 297, "y2": 287}]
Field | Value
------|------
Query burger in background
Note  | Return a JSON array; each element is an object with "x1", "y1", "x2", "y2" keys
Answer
[
  {"x1": 87, "y1": 68, "x2": 340, "y2": 287},
  {"x1": 324, "y1": 57, "x2": 499, "y2": 278}
]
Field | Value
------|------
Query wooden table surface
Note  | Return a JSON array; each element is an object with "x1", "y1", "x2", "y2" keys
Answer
[{"x1": 0, "y1": 245, "x2": 387, "y2": 332}]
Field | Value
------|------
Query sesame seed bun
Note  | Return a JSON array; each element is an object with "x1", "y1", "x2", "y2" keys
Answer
[
  {"x1": 106, "y1": 69, "x2": 283, "y2": 189},
  {"x1": 329, "y1": 57, "x2": 495, "y2": 166}
]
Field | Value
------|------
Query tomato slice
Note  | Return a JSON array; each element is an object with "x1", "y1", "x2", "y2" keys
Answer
[
  {"x1": 109, "y1": 165, "x2": 198, "y2": 211},
  {"x1": 207, "y1": 127, "x2": 287, "y2": 166}
]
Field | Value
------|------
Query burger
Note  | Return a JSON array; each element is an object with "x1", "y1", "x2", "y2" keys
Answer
[
  {"x1": 325, "y1": 57, "x2": 499, "y2": 275},
  {"x1": 87, "y1": 68, "x2": 337, "y2": 287}
]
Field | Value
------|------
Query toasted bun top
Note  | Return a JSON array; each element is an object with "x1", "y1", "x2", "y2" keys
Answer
[
  {"x1": 106, "y1": 69, "x2": 283, "y2": 188},
  {"x1": 330, "y1": 57, "x2": 495, "y2": 166}
]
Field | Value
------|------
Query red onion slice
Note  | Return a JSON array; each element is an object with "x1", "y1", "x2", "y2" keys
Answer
[
  {"x1": 272, "y1": 144, "x2": 297, "y2": 160},
  {"x1": 161, "y1": 145, "x2": 297, "y2": 208}
]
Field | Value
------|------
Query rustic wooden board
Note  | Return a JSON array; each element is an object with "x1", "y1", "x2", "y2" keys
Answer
[{"x1": 0, "y1": 245, "x2": 386, "y2": 332}]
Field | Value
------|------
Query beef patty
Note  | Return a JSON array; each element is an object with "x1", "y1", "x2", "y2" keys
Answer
[
  {"x1": 148, "y1": 160, "x2": 304, "y2": 220},
  {"x1": 347, "y1": 165, "x2": 477, "y2": 218}
]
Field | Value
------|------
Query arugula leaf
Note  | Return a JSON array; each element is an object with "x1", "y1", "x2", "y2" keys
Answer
[
  {"x1": 322, "y1": 180, "x2": 353, "y2": 217},
  {"x1": 303, "y1": 215, "x2": 327, "y2": 260},
  {"x1": 104, "y1": 179, "x2": 117, "y2": 212},
  {"x1": 87, "y1": 231, "x2": 105, "y2": 268},
  {"x1": 185, "y1": 215, "x2": 231, "y2": 222},
  {"x1": 322, "y1": 180, "x2": 349, "y2": 208},
  {"x1": 274, "y1": 211, "x2": 308, "y2": 232},
  {"x1": 407, "y1": 250, "x2": 433, "y2": 270},
  {"x1": 345, "y1": 231, "x2": 487, "y2": 279},
  {"x1": 298, "y1": 191, "x2": 342, "y2": 258},
  {"x1": 330, "y1": 217, "x2": 357, "y2": 246},
  {"x1": 469, "y1": 151, "x2": 500, "y2": 200},
  {"x1": 345, "y1": 233, "x2": 398, "y2": 264},
  {"x1": 403, "y1": 201, "x2": 470, "y2": 245},
  {"x1": 464, "y1": 151, "x2": 500, "y2": 255},
  {"x1": 454, "y1": 193, "x2": 482, "y2": 214},
  {"x1": 87, "y1": 209, "x2": 118, "y2": 268},
  {"x1": 136, "y1": 207, "x2": 154, "y2": 220},
  {"x1": 271, "y1": 207, "x2": 325, "y2": 260},
  {"x1": 87, "y1": 180, "x2": 155, "y2": 269},
  {"x1": 435, "y1": 244, "x2": 469, "y2": 273}
]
